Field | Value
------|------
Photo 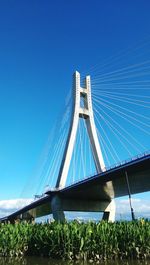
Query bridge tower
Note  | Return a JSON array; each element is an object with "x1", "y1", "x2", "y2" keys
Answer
[
  {"x1": 51, "y1": 71, "x2": 116, "y2": 222},
  {"x1": 56, "y1": 71, "x2": 105, "y2": 188}
]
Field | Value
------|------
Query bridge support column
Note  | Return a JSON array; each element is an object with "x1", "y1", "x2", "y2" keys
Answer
[
  {"x1": 51, "y1": 195, "x2": 65, "y2": 222},
  {"x1": 102, "y1": 199, "x2": 116, "y2": 222}
]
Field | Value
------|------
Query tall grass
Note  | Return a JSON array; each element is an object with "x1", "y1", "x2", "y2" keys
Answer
[{"x1": 0, "y1": 220, "x2": 149, "y2": 261}]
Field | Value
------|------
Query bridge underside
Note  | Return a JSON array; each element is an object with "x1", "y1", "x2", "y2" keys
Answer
[{"x1": 1, "y1": 154, "x2": 149, "y2": 222}]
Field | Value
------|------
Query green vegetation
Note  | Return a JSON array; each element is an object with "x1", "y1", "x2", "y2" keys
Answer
[{"x1": 0, "y1": 220, "x2": 149, "y2": 261}]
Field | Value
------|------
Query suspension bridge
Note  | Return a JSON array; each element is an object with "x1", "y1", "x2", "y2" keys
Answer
[{"x1": 1, "y1": 62, "x2": 150, "y2": 223}]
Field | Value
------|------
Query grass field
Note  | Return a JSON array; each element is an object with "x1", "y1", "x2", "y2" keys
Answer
[{"x1": 0, "y1": 220, "x2": 149, "y2": 261}]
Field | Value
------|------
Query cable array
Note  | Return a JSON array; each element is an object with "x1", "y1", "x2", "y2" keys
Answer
[
  {"x1": 20, "y1": 91, "x2": 72, "y2": 197},
  {"x1": 89, "y1": 40, "x2": 150, "y2": 168}
]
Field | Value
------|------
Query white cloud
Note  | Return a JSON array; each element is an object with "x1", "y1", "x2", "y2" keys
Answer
[
  {"x1": 0, "y1": 198, "x2": 33, "y2": 218},
  {"x1": 116, "y1": 197, "x2": 150, "y2": 219}
]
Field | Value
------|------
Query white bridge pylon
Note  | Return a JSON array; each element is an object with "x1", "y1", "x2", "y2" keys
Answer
[{"x1": 56, "y1": 71, "x2": 105, "y2": 188}]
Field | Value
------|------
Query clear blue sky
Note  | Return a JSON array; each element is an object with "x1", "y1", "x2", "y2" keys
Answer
[{"x1": 0, "y1": 0, "x2": 150, "y2": 207}]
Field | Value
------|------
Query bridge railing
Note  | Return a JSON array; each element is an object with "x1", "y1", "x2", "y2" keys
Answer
[
  {"x1": 105, "y1": 150, "x2": 150, "y2": 171},
  {"x1": 67, "y1": 150, "x2": 150, "y2": 187}
]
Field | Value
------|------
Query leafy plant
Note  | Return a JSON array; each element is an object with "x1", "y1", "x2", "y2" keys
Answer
[{"x1": 0, "y1": 220, "x2": 149, "y2": 260}]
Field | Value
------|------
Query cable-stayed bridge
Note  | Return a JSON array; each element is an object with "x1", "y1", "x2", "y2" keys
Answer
[{"x1": 1, "y1": 43, "x2": 150, "y2": 222}]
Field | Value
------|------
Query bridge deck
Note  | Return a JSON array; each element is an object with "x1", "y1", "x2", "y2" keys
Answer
[{"x1": 1, "y1": 154, "x2": 149, "y2": 221}]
